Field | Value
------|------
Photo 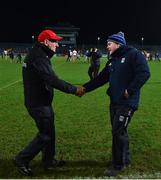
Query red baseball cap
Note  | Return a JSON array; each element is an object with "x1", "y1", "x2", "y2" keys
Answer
[{"x1": 38, "y1": 29, "x2": 62, "y2": 42}]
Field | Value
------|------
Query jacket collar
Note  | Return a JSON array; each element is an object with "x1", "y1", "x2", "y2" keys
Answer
[
  {"x1": 35, "y1": 42, "x2": 55, "y2": 59},
  {"x1": 110, "y1": 45, "x2": 134, "y2": 58}
]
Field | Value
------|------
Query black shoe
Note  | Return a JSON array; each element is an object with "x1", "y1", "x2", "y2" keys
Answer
[
  {"x1": 104, "y1": 166, "x2": 123, "y2": 177},
  {"x1": 13, "y1": 157, "x2": 32, "y2": 176},
  {"x1": 44, "y1": 159, "x2": 65, "y2": 170}
]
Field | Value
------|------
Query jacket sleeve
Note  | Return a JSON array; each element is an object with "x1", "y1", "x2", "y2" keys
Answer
[
  {"x1": 32, "y1": 58, "x2": 77, "y2": 94},
  {"x1": 83, "y1": 63, "x2": 110, "y2": 92},
  {"x1": 127, "y1": 50, "x2": 150, "y2": 95}
]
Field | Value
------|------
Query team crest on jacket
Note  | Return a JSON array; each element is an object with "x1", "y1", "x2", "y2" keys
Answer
[{"x1": 121, "y1": 58, "x2": 125, "y2": 63}]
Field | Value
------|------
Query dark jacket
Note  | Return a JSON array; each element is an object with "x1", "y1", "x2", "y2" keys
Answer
[
  {"x1": 84, "y1": 46, "x2": 150, "y2": 110},
  {"x1": 23, "y1": 43, "x2": 77, "y2": 108}
]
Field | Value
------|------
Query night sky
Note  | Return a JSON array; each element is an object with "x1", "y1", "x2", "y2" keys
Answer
[{"x1": 1, "y1": 0, "x2": 161, "y2": 45}]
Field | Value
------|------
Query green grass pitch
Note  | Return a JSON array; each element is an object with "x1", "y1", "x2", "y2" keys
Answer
[{"x1": 0, "y1": 57, "x2": 161, "y2": 178}]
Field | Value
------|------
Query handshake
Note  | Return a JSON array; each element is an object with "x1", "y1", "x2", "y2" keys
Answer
[{"x1": 75, "y1": 86, "x2": 86, "y2": 97}]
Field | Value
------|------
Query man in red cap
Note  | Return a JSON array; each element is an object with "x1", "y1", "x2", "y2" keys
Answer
[{"x1": 13, "y1": 29, "x2": 85, "y2": 176}]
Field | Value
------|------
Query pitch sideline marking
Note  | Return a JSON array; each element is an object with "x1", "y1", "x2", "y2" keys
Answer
[
  {"x1": 0, "y1": 79, "x2": 22, "y2": 91},
  {"x1": 0, "y1": 60, "x2": 66, "y2": 91}
]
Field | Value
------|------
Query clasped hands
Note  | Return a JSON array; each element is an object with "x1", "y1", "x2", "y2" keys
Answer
[
  {"x1": 75, "y1": 87, "x2": 129, "y2": 98},
  {"x1": 75, "y1": 86, "x2": 86, "y2": 97}
]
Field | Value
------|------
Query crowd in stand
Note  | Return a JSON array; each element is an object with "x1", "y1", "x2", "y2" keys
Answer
[
  {"x1": 142, "y1": 50, "x2": 161, "y2": 61},
  {"x1": 0, "y1": 45, "x2": 161, "y2": 63},
  {"x1": 0, "y1": 47, "x2": 29, "y2": 63}
]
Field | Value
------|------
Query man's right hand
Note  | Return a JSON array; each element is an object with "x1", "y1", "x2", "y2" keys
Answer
[{"x1": 75, "y1": 86, "x2": 86, "y2": 97}]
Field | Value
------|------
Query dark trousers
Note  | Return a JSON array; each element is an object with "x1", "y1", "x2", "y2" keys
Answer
[
  {"x1": 88, "y1": 65, "x2": 100, "y2": 80},
  {"x1": 110, "y1": 104, "x2": 134, "y2": 168},
  {"x1": 16, "y1": 106, "x2": 55, "y2": 166}
]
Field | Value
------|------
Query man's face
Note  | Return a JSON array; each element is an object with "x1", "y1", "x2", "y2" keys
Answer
[
  {"x1": 107, "y1": 41, "x2": 120, "y2": 55},
  {"x1": 45, "y1": 39, "x2": 59, "y2": 52}
]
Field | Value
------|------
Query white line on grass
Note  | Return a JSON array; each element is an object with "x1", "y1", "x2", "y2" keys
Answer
[
  {"x1": 0, "y1": 60, "x2": 67, "y2": 91},
  {"x1": 0, "y1": 79, "x2": 22, "y2": 91}
]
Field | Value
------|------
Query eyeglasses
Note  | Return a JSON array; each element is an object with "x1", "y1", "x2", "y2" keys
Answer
[{"x1": 48, "y1": 39, "x2": 58, "y2": 43}]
